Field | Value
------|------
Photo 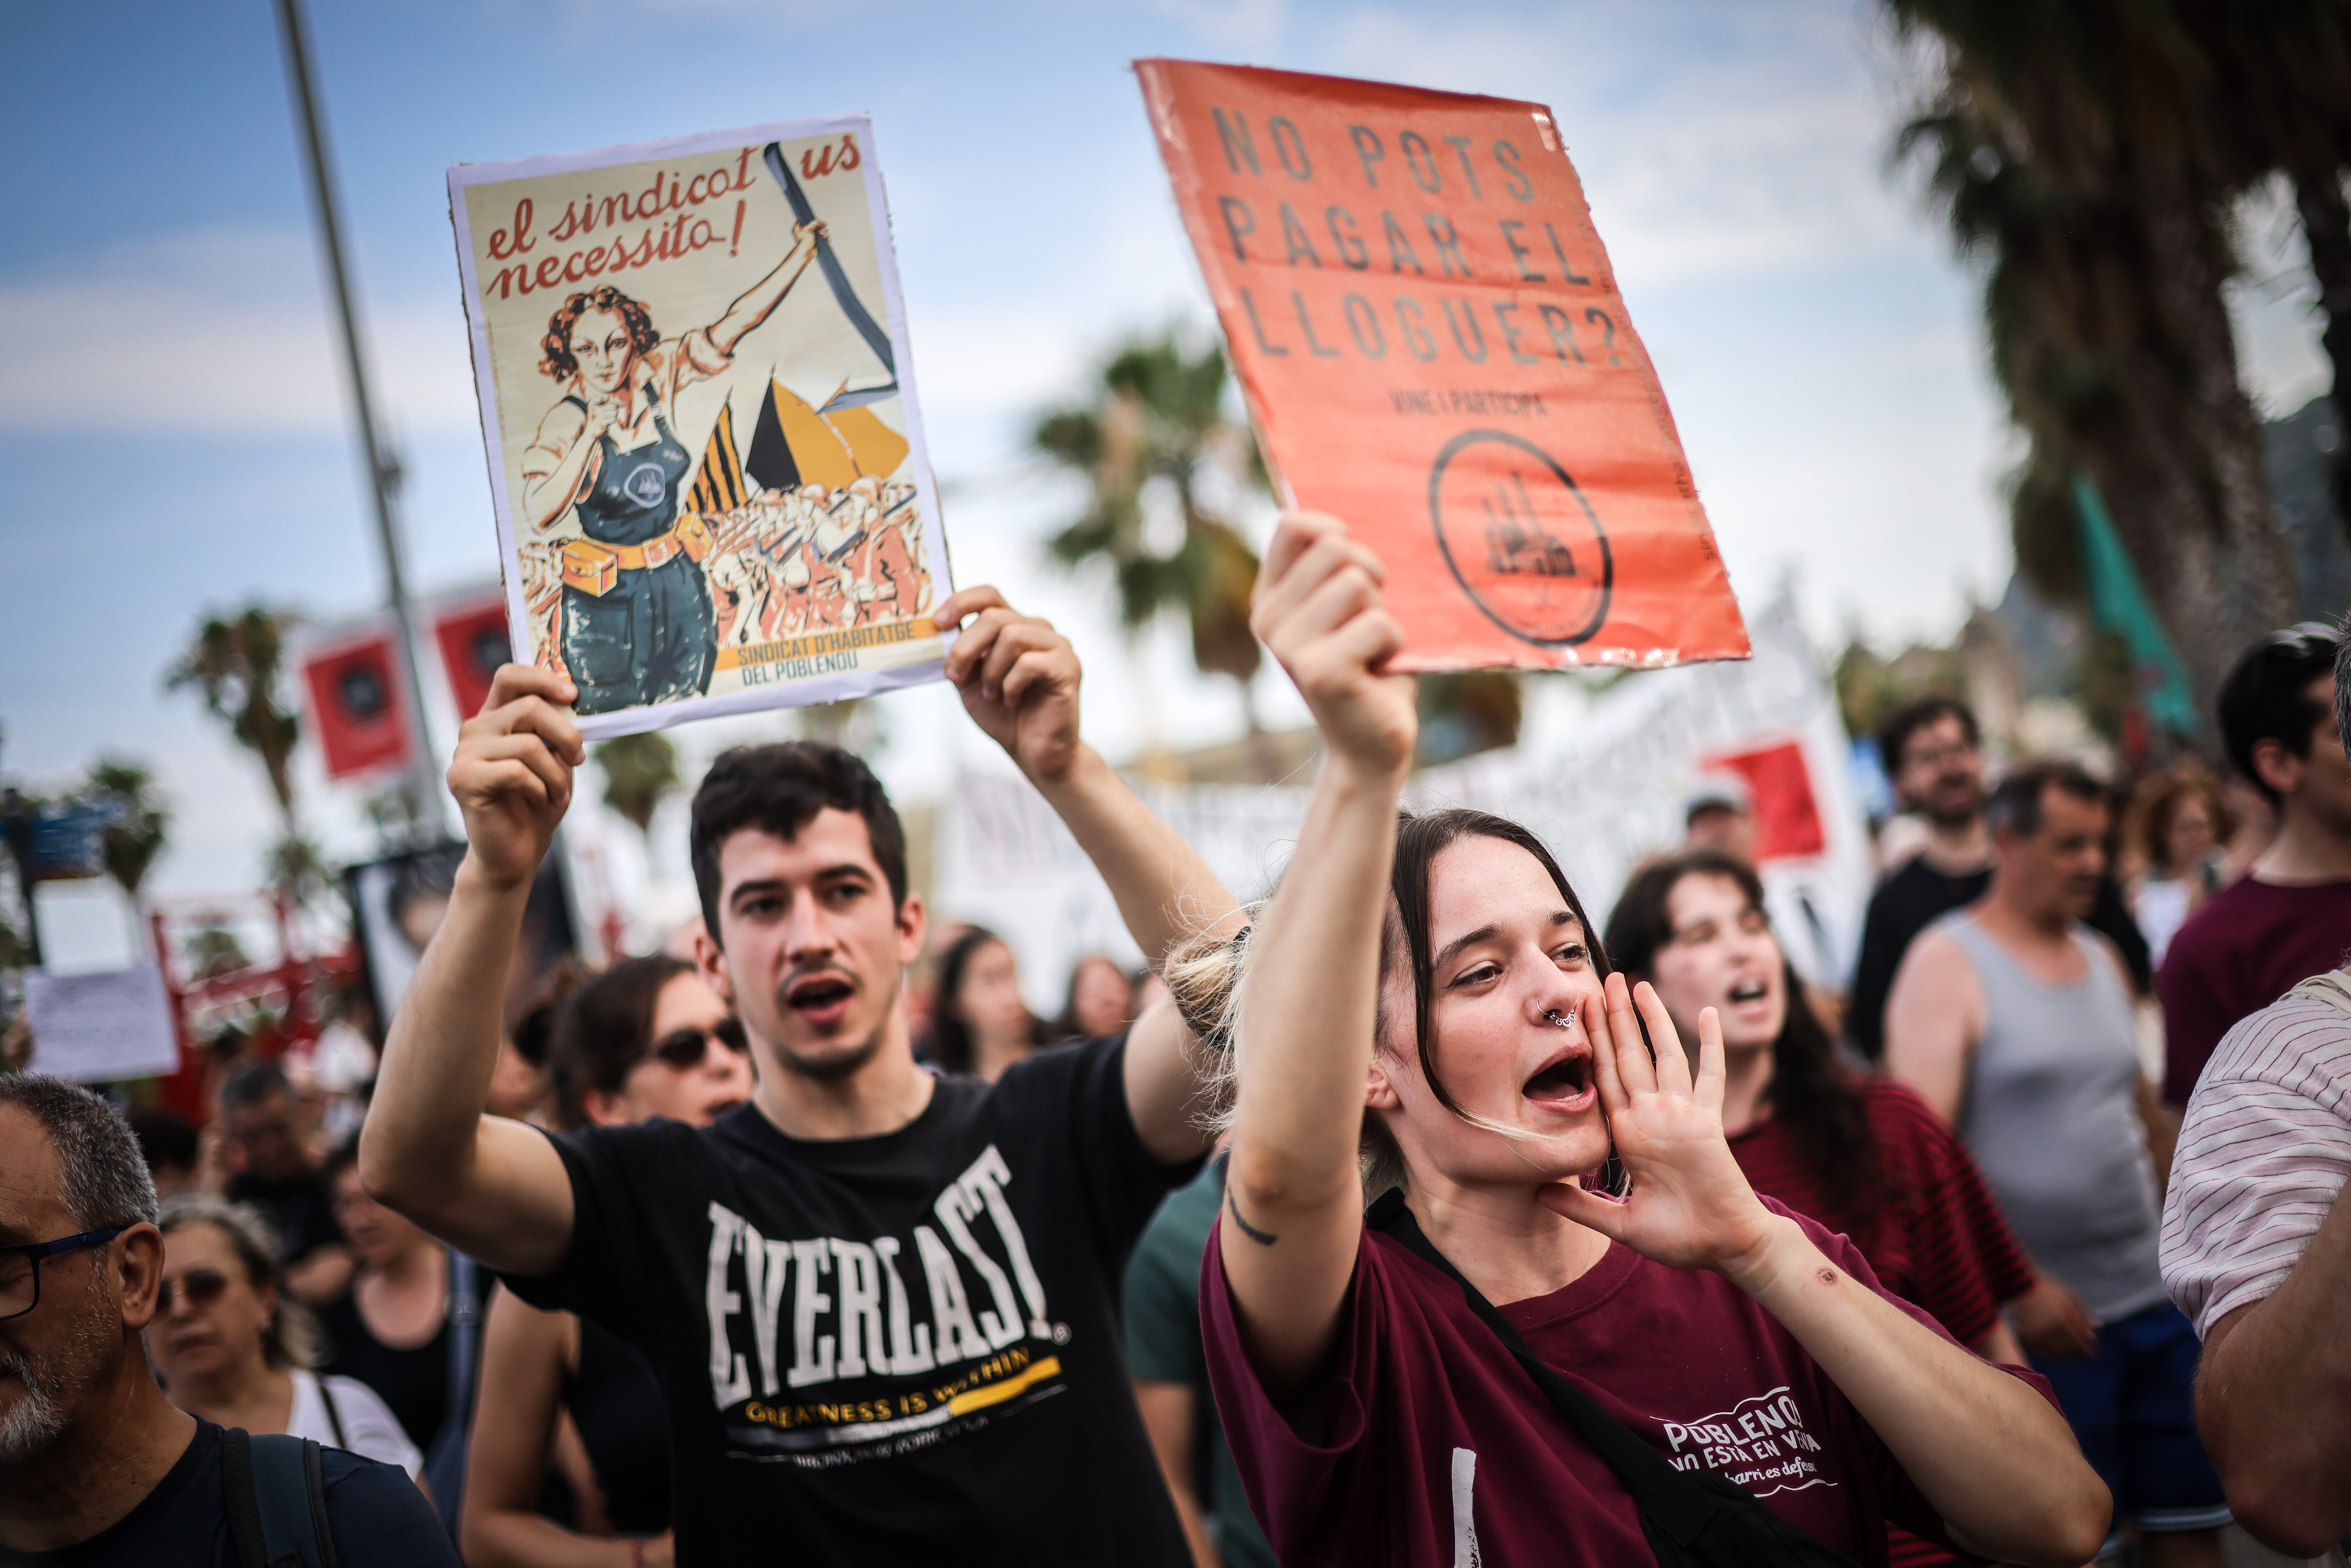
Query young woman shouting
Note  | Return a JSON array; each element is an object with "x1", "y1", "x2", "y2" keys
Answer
[{"x1": 1196, "y1": 512, "x2": 2108, "y2": 1567}]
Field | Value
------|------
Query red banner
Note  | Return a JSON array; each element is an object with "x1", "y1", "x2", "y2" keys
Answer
[
  {"x1": 302, "y1": 626, "x2": 414, "y2": 782},
  {"x1": 1138, "y1": 60, "x2": 1747, "y2": 671},
  {"x1": 433, "y1": 592, "x2": 512, "y2": 722},
  {"x1": 1702, "y1": 740, "x2": 1825, "y2": 862}
]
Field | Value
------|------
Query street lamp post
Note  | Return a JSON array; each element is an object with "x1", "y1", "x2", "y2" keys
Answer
[{"x1": 271, "y1": 0, "x2": 441, "y2": 839}]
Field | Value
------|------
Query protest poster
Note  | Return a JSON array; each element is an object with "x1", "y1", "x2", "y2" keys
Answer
[
  {"x1": 25, "y1": 966, "x2": 179, "y2": 1084},
  {"x1": 450, "y1": 118, "x2": 951, "y2": 737},
  {"x1": 1137, "y1": 61, "x2": 1747, "y2": 671}
]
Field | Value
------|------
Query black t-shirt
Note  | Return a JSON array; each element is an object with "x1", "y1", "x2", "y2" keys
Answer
[
  {"x1": 504, "y1": 1033, "x2": 1200, "y2": 1565},
  {"x1": 318, "y1": 1289, "x2": 450, "y2": 1455},
  {"x1": 227, "y1": 1168, "x2": 343, "y2": 1263},
  {"x1": 565, "y1": 1318, "x2": 670, "y2": 1534},
  {"x1": 1847, "y1": 857, "x2": 1990, "y2": 1061},
  {"x1": 0, "y1": 1417, "x2": 457, "y2": 1567}
]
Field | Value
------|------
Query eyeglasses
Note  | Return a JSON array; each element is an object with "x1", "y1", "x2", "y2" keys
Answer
[
  {"x1": 649, "y1": 1018, "x2": 748, "y2": 1072},
  {"x1": 156, "y1": 1266, "x2": 233, "y2": 1315},
  {"x1": 0, "y1": 1228, "x2": 124, "y2": 1322}
]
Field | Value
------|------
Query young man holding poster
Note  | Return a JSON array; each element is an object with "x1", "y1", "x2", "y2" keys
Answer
[{"x1": 358, "y1": 584, "x2": 1239, "y2": 1564}]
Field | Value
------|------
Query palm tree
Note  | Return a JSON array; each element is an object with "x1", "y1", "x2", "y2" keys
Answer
[
  {"x1": 595, "y1": 731, "x2": 681, "y2": 840},
  {"x1": 1889, "y1": 0, "x2": 2301, "y2": 724},
  {"x1": 2186, "y1": 0, "x2": 2351, "y2": 533},
  {"x1": 85, "y1": 759, "x2": 169, "y2": 905},
  {"x1": 166, "y1": 607, "x2": 302, "y2": 823},
  {"x1": 264, "y1": 832, "x2": 338, "y2": 922},
  {"x1": 1032, "y1": 332, "x2": 1269, "y2": 736},
  {"x1": 185, "y1": 923, "x2": 250, "y2": 981}
]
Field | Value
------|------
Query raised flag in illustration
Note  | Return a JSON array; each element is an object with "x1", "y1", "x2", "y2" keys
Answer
[
  {"x1": 1137, "y1": 61, "x2": 1747, "y2": 671},
  {"x1": 449, "y1": 117, "x2": 951, "y2": 736}
]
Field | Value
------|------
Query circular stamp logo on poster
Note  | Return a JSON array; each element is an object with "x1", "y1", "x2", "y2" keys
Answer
[{"x1": 1428, "y1": 430, "x2": 1612, "y2": 647}]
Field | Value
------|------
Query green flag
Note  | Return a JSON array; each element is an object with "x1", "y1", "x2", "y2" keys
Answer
[{"x1": 2072, "y1": 472, "x2": 2198, "y2": 736}]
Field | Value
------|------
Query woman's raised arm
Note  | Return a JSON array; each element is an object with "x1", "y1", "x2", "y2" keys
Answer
[
  {"x1": 708, "y1": 220, "x2": 825, "y2": 357},
  {"x1": 1220, "y1": 513, "x2": 1418, "y2": 1407}
]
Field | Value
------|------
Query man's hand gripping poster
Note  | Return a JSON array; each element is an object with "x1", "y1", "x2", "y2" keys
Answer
[
  {"x1": 450, "y1": 117, "x2": 951, "y2": 736},
  {"x1": 1138, "y1": 62, "x2": 1748, "y2": 671}
]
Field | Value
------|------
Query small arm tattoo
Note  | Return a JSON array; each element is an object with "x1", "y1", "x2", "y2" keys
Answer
[{"x1": 1227, "y1": 1187, "x2": 1278, "y2": 1246}]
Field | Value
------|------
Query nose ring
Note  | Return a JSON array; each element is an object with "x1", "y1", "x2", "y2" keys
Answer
[{"x1": 1544, "y1": 1008, "x2": 1576, "y2": 1029}]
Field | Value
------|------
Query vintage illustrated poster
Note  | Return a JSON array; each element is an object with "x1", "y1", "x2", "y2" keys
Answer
[
  {"x1": 450, "y1": 117, "x2": 951, "y2": 736},
  {"x1": 1138, "y1": 61, "x2": 1747, "y2": 670}
]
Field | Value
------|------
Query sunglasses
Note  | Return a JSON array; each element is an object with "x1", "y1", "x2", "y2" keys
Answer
[
  {"x1": 649, "y1": 1018, "x2": 749, "y2": 1072},
  {"x1": 157, "y1": 1267, "x2": 233, "y2": 1314}
]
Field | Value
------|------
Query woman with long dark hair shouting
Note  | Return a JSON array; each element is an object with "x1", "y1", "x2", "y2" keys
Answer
[
  {"x1": 1190, "y1": 511, "x2": 2107, "y2": 1567},
  {"x1": 1605, "y1": 850, "x2": 2036, "y2": 1365},
  {"x1": 1606, "y1": 850, "x2": 2043, "y2": 1567}
]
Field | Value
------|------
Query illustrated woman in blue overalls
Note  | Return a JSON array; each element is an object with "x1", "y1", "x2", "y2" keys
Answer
[{"x1": 521, "y1": 218, "x2": 825, "y2": 714}]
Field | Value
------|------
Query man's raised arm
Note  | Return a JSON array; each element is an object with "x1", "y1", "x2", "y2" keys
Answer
[
  {"x1": 936, "y1": 588, "x2": 1244, "y2": 1161},
  {"x1": 356, "y1": 665, "x2": 584, "y2": 1276}
]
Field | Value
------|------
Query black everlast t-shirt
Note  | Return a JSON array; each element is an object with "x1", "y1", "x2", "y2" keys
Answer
[{"x1": 504, "y1": 1032, "x2": 1200, "y2": 1565}]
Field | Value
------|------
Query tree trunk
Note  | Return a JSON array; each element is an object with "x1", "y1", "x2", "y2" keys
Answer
[
  {"x1": 2118, "y1": 166, "x2": 2300, "y2": 724},
  {"x1": 2294, "y1": 165, "x2": 2351, "y2": 543}
]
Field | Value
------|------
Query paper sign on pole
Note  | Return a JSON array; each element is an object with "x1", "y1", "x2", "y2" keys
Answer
[
  {"x1": 449, "y1": 118, "x2": 952, "y2": 739},
  {"x1": 1136, "y1": 61, "x2": 1747, "y2": 671},
  {"x1": 300, "y1": 619, "x2": 417, "y2": 782},
  {"x1": 25, "y1": 966, "x2": 181, "y2": 1084}
]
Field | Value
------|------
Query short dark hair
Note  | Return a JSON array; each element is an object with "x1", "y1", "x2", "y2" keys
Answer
[
  {"x1": 127, "y1": 1105, "x2": 198, "y2": 1176},
  {"x1": 2219, "y1": 624, "x2": 2343, "y2": 806},
  {"x1": 2337, "y1": 622, "x2": 2351, "y2": 768},
  {"x1": 220, "y1": 1061, "x2": 291, "y2": 1112},
  {"x1": 550, "y1": 954, "x2": 696, "y2": 1129},
  {"x1": 690, "y1": 742, "x2": 909, "y2": 946},
  {"x1": 1876, "y1": 696, "x2": 1979, "y2": 776},
  {"x1": 1986, "y1": 759, "x2": 2107, "y2": 838},
  {"x1": 0, "y1": 1075, "x2": 159, "y2": 1230}
]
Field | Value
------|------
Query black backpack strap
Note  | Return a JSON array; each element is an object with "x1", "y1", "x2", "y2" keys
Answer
[
  {"x1": 221, "y1": 1427, "x2": 270, "y2": 1568},
  {"x1": 1366, "y1": 1192, "x2": 1862, "y2": 1567},
  {"x1": 223, "y1": 1429, "x2": 335, "y2": 1568}
]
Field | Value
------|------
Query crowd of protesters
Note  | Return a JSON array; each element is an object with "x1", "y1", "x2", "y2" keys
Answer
[{"x1": 3, "y1": 535, "x2": 2349, "y2": 1566}]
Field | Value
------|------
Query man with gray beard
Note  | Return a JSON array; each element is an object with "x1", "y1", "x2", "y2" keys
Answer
[{"x1": 0, "y1": 1075, "x2": 453, "y2": 1565}]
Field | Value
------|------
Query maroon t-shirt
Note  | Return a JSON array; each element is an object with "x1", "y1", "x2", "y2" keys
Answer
[
  {"x1": 1729, "y1": 1078, "x2": 2036, "y2": 1347},
  {"x1": 1202, "y1": 1197, "x2": 2057, "y2": 1567},
  {"x1": 2158, "y1": 876, "x2": 2351, "y2": 1105}
]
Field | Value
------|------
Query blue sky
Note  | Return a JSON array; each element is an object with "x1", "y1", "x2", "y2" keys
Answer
[{"x1": 1, "y1": 0, "x2": 2331, "y2": 949}]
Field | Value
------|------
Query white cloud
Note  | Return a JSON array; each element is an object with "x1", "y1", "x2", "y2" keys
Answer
[
  {"x1": 1327, "y1": 1, "x2": 1931, "y2": 286},
  {"x1": 0, "y1": 227, "x2": 479, "y2": 437}
]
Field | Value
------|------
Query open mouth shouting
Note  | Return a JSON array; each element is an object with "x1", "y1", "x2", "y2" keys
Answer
[
  {"x1": 783, "y1": 970, "x2": 859, "y2": 1032},
  {"x1": 1726, "y1": 976, "x2": 1771, "y2": 1006},
  {"x1": 1521, "y1": 1042, "x2": 1596, "y2": 1113}
]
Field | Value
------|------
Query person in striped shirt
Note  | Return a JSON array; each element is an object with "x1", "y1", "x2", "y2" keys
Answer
[{"x1": 2161, "y1": 635, "x2": 2351, "y2": 1559}]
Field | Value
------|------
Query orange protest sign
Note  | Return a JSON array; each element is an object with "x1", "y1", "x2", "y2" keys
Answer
[{"x1": 1137, "y1": 60, "x2": 1748, "y2": 670}]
